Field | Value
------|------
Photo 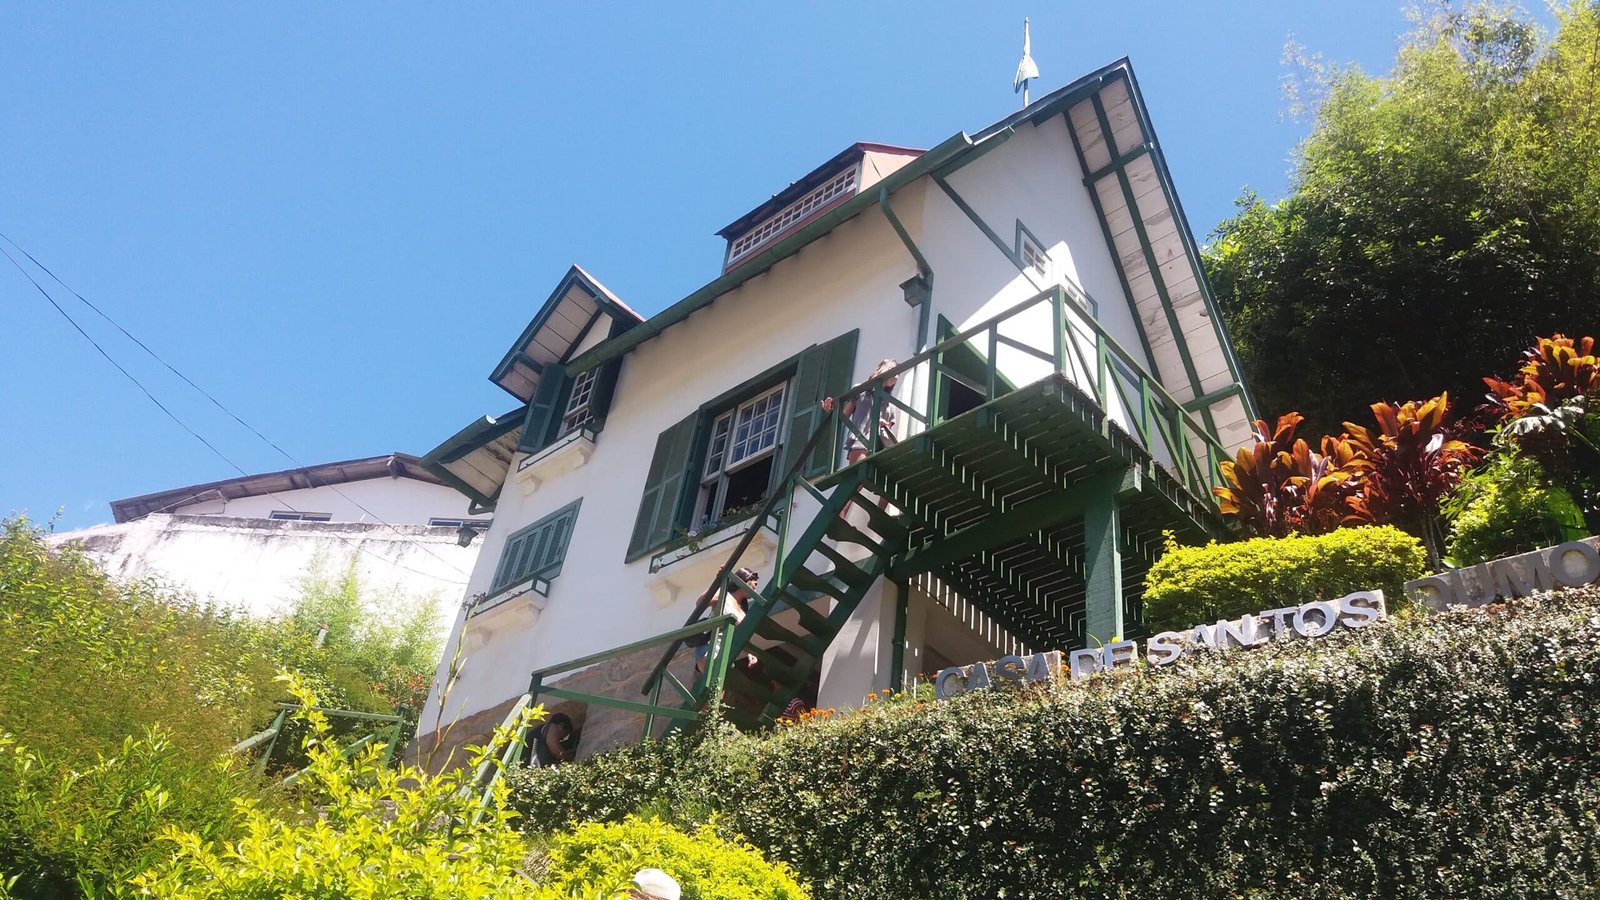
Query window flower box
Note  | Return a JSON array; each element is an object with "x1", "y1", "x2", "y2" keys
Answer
[
  {"x1": 515, "y1": 428, "x2": 595, "y2": 495},
  {"x1": 645, "y1": 516, "x2": 780, "y2": 609}
]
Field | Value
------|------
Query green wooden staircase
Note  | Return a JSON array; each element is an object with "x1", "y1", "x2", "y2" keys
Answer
[
  {"x1": 698, "y1": 467, "x2": 910, "y2": 728},
  {"x1": 523, "y1": 286, "x2": 1237, "y2": 746}
]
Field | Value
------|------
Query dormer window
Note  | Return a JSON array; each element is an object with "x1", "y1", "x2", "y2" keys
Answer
[{"x1": 726, "y1": 166, "x2": 859, "y2": 267}]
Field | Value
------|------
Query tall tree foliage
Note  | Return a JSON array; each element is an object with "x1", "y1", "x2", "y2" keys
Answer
[{"x1": 1206, "y1": 2, "x2": 1600, "y2": 433}]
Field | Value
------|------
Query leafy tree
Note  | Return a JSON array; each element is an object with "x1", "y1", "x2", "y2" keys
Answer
[
  {"x1": 1206, "y1": 2, "x2": 1600, "y2": 434},
  {"x1": 256, "y1": 554, "x2": 442, "y2": 728}
]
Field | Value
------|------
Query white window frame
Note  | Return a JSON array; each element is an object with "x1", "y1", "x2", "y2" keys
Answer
[
  {"x1": 559, "y1": 368, "x2": 600, "y2": 436},
  {"x1": 726, "y1": 166, "x2": 859, "y2": 266},
  {"x1": 697, "y1": 382, "x2": 788, "y2": 526},
  {"x1": 1019, "y1": 231, "x2": 1051, "y2": 281}
]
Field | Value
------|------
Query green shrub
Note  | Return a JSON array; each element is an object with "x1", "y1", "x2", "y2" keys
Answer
[
  {"x1": 0, "y1": 518, "x2": 442, "y2": 896},
  {"x1": 531, "y1": 817, "x2": 808, "y2": 900},
  {"x1": 0, "y1": 518, "x2": 274, "y2": 896},
  {"x1": 511, "y1": 586, "x2": 1600, "y2": 898},
  {"x1": 0, "y1": 731, "x2": 248, "y2": 899},
  {"x1": 1141, "y1": 525, "x2": 1426, "y2": 633},
  {"x1": 133, "y1": 677, "x2": 537, "y2": 899},
  {"x1": 0, "y1": 518, "x2": 279, "y2": 768},
  {"x1": 1445, "y1": 452, "x2": 1588, "y2": 566},
  {"x1": 268, "y1": 554, "x2": 443, "y2": 723}
]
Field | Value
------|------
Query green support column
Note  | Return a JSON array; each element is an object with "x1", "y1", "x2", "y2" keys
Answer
[
  {"x1": 1083, "y1": 476, "x2": 1127, "y2": 645},
  {"x1": 889, "y1": 578, "x2": 909, "y2": 692}
]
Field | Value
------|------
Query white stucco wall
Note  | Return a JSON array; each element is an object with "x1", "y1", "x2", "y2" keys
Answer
[
  {"x1": 51, "y1": 515, "x2": 477, "y2": 636},
  {"x1": 918, "y1": 114, "x2": 1162, "y2": 446},
  {"x1": 169, "y1": 477, "x2": 479, "y2": 525},
  {"x1": 423, "y1": 111, "x2": 1190, "y2": 731}
]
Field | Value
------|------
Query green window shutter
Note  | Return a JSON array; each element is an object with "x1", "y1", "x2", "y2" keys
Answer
[
  {"x1": 493, "y1": 532, "x2": 525, "y2": 588},
  {"x1": 518, "y1": 364, "x2": 569, "y2": 454},
  {"x1": 587, "y1": 359, "x2": 622, "y2": 432},
  {"x1": 492, "y1": 500, "x2": 581, "y2": 592},
  {"x1": 780, "y1": 329, "x2": 859, "y2": 478},
  {"x1": 628, "y1": 411, "x2": 701, "y2": 560}
]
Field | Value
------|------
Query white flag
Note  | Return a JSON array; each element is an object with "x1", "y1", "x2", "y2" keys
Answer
[{"x1": 1013, "y1": 18, "x2": 1040, "y2": 94}]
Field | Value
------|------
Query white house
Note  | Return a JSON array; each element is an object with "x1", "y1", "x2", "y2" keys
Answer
[
  {"x1": 51, "y1": 453, "x2": 487, "y2": 631},
  {"x1": 415, "y1": 60, "x2": 1257, "y2": 762}
]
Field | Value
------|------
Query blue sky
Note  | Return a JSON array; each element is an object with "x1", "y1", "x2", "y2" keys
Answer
[{"x1": 3, "y1": 2, "x2": 1433, "y2": 529}]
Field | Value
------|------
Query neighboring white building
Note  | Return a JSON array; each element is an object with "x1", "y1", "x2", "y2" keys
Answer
[
  {"x1": 51, "y1": 453, "x2": 486, "y2": 632},
  {"x1": 416, "y1": 60, "x2": 1258, "y2": 761}
]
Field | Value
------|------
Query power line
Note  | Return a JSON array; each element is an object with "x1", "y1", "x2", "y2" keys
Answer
[
  {"x1": 0, "y1": 240, "x2": 470, "y2": 585},
  {"x1": 0, "y1": 231, "x2": 472, "y2": 579},
  {"x1": 1, "y1": 231, "x2": 474, "y2": 577},
  {"x1": 0, "y1": 245, "x2": 250, "y2": 475}
]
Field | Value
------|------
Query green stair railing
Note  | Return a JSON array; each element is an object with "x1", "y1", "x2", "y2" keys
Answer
[{"x1": 231, "y1": 703, "x2": 404, "y2": 783}]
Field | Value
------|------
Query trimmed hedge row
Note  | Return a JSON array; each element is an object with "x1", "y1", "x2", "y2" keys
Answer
[
  {"x1": 510, "y1": 587, "x2": 1600, "y2": 898},
  {"x1": 1142, "y1": 525, "x2": 1426, "y2": 633}
]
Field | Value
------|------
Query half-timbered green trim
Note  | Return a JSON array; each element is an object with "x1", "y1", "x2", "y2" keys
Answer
[
  {"x1": 1063, "y1": 101, "x2": 1168, "y2": 389},
  {"x1": 1089, "y1": 90, "x2": 1210, "y2": 426},
  {"x1": 1116, "y1": 69, "x2": 1260, "y2": 421}
]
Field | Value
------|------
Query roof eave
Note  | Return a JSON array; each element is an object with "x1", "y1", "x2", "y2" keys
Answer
[
  {"x1": 418, "y1": 409, "x2": 526, "y2": 509},
  {"x1": 108, "y1": 453, "x2": 441, "y2": 523}
]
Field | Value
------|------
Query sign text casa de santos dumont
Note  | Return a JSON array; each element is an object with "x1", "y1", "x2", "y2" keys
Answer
[{"x1": 935, "y1": 535, "x2": 1600, "y2": 702}]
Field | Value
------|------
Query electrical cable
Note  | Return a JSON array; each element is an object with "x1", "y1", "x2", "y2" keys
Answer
[
  {"x1": 0, "y1": 231, "x2": 473, "y2": 579},
  {"x1": 1, "y1": 243, "x2": 468, "y2": 584}
]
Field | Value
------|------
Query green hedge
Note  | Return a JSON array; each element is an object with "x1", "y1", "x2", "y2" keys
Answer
[
  {"x1": 510, "y1": 586, "x2": 1600, "y2": 898},
  {"x1": 1141, "y1": 525, "x2": 1426, "y2": 633}
]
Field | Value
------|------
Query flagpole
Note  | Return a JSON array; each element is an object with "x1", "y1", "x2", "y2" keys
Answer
[{"x1": 1014, "y1": 17, "x2": 1040, "y2": 110}]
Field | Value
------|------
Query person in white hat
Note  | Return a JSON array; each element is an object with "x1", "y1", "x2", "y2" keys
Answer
[{"x1": 630, "y1": 868, "x2": 681, "y2": 900}]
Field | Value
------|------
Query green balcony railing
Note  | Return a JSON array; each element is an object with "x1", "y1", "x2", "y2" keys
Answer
[{"x1": 822, "y1": 284, "x2": 1228, "y2": 501}]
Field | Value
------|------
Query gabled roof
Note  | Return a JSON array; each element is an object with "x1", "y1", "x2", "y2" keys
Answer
[
  {"x1": 489, "y1": 265, "x2": 643, "y2": 403},
  {"x1": 563, "y1": 61, "x2": 1131, "y2": 377},
  {"x1": 109, "y1": 453, "x2": 441, "y2": 523},
  {"x1": 563, "y1": 57, "x2": 1257, "y2": 454}
]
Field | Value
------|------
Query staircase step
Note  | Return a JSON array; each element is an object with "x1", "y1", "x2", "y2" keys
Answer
[
  {"x1": 809, "y1": 545, "x2": 875, "y2": 589},
  {"x1": 855, "y1": 498, "x2": 910, "y2": 541},
  {"x1": 790, "y1": 568, "x2": 852, "y2": 600},
  {"x1": 775, "y1": 588, "x2": 834, "y2": 633},
  {"x1": 824, "y1": 518, "x2": 885, "y2": 552},
  {"x1": 722, "y1": 667, "x2": 788, "y2": 706},
  {"x1": 753, "y1": 618, "x2": 829, "y2": 658},
  {"x1": 744, "y1": 644, "x2": 809, "y2": 685}
]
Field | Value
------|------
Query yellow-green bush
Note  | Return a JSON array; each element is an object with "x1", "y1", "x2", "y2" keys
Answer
[
  {"x1": 133, "y1": 678, "x2": 539, "y2": 899},
  {"x1": 1141, "y1": 525, "x2": 1425, "y2": 633},
  {"x1": 532, "y1": 817, "x2": 808, "y2": 900},
  {"x1": 1445, "y1": 453, "x2": 1588, "y2": 565},
  {"x1": 0, "y1": 518, "x2": 442, "y2": 896}
]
